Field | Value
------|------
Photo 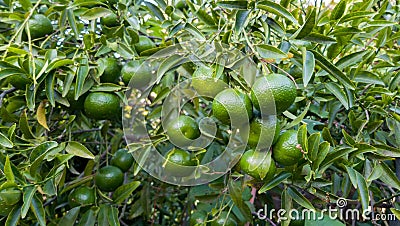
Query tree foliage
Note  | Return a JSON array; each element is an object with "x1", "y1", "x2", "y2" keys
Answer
[{"x1": 0, "y1": 0, "x2": 399, "y2": 225}]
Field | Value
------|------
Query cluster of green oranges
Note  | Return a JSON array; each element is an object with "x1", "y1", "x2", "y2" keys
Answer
[
  {"x1": 164, "y1": 65, "x2": 303, "y2": 182},
  {"x1": 67, "y1": 149, "x2": 134, "y2": 207}
]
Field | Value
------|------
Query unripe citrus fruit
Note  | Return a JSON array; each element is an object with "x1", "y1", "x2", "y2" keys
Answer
[
  {"x1": 27, "y1": 14, "x2": 53, "y2": 39},
  {"x1": 95, "y1": 166, "x2": 124, "y2": 192},
  {"x1": 110, "y1": 148, "x2": 134, "y2": 172},
  {"x1": 272, "y1": 130, "x2": 303, "y2": 166},
  {"x1": 247, "y1": 116, "x2": 280, "y2": 149},
  {"x1": 100, "y1": 58, "x2": 121, "y2": 83},
  {"x1": 166, "y1": 115, "x2": 200, "y2": 147},
  {"x1": 100, "y1": 13, "x2": 119, "y2": 27},
  {"x1": 84, "y1": 92, "x2": 120, "y2": 120},
  {"x1": 212, "y1": 89, "x2": 253, "y2": 125},
  {"x1": 163, "y1": 149, "x2": 196, "y2": 177},
  {"x1": 191, "y1": 65, "x2": 228, "y2": 98},
  {"x1": 239, "y1": 150, "x2": 276, "y2": 181},
  {"x1": 251, "y1": 74, "x2": 296, "y2": 114},
  {"x1": 121, "y1": 60, "x2": 153, "y2": 89},
  {"x1": 68, "y1": 186, "x2": 95, "y2": 208},
  {"x1": 135, "y1": 36, "x2": 156, "y2": 54}
]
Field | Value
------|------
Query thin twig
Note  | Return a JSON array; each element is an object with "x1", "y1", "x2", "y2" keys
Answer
[
  {"x1": 260, "y1": 59, "x2": 299, "y2": 88},
  {"x1": 0, "y1": 87, "x2": 17, "y2": 107}
]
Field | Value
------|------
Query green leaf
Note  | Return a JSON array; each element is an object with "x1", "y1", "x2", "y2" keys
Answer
[
  {"x1": 294, "y1": 8, "x2": 316, "y2": 39},
  {"x1": 81, "y1": 7, "x2": 112, "y2": 20},
  {"x1": 285, "y1": 101, "x2": 311, "y2": 129},
  {"x1": 339, "y1": 11, "x2": 375, "y2": 23},
  {"x1": 320, "y1": 147, "x2": 356, "y2": 169},
  {"x1": 21, "y1": 186, "x2": 37, "y2": 218},
  {"x1": 5, "y1": 205, "x2": 22, "y2": 226},
  {"x1": 355, "y1": 171, "x2": 369, "y2": 211},
  {"x1": 322, "y1": 127, "x2": 335, "y2": 146},
  {"x1": 378, "y1": 163, "x2": 400, "y2": 190},
  {"x1": 65, "y1": 142, "x2": 95, "y2": 159},
  {"x1": 257, "y1": 1, "x2": 299, "y2": 25},
  {"x1": 4, "y1": 155, "x2": 14, "y2": 182},
  {"x1": 108, "y1": 206, "x2": 119, "y2": 226},
  {"x1": 18, "y1": 0, "x2": 32, "y2": 11},
  {"x1": 30, "y1": 195, "x2": 46, "y2": 226},
  {"x1": 259, "y1": 172, "x2": 291, "y2": 193},
  {"x1": 75, "y1": 59, "x2": 89, "y2": 100},
  {"x1": 144, "y1": 2, "x2": 165, "y2": 21},
  {"x1": 354, "y1": 71, "x2": 385, "y2": 85},
  {"x1": 78, "y1": 208, "x2": 97, "y2": 226},
  {"x1": 302, "y1": 49, "x2": 315, "y2": 87},
  {"x1": 0, "y1": 132, "x2": 13, "y2": 148},
  {"x1": 157, "y1": 54, "x2": 187, "y2": 79},
  {"x1": 305, "y1": 212, "x2": 345, "y2": 226},
  {"x1": 311, "y1": 50, "x2": 355, "y2": 90},
  {"x1": 46, "y1": 59, "x2": 74, "y2": 73},
  {"x1": 330, "y1": 0, "x2": 346, "y2": 20},
  {"x1": 185, "y1": 23, "x2": 205, "y2": 41},
  {"x1": 19, "y1": 110, "x2": 35, "y2": 139},
  {"x1": 307, "y1": 132, "x2": 320, "y2": 162},
  {"x1": 287, "y1": 187, "x2": 315, "y2": 210},
  {"x1": 228, "y1": 180, "x2": 252, "y2": 221},
  {"x1": 390, "y1": 208, "x2": 400, "y2": 220},
  {"x1": 196, "y1": 9, "x2": 215, "y2": 25},
  {"x1": 59, "y1": 207, "x2": 81, "y2": 226},
  {"x1": 217, "y1": 1, "x2": 248, "y2": 9},
  {"x1": 45, "y1": 73, "x2": 55, "y2": 107},
  {"x1": 255, "y1": 44, "x2": 287, "y2": 59},
  {"x1": 297, "y1": 124, "x2": 308, "y2": 152},
  {"x1": 235, "y1": 10, "x2": 250, "y2": 33},
  {"x1": 325, "y1": 82, "x2": 349, "y2": 109},
  {"x1": 314, "y1": 142, "x2": 330, "y2": 171},
  {"x1": 301, "y1": 32, "x2": 336, "y2": 44},
  {"x1": 67, "y1": 9, "x2": 79, "y2": 40},
  {"x1": 112, "y1": 181, "x2": 140, "y2": 204}
]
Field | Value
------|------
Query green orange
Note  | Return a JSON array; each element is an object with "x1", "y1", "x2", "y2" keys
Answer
[
  {"x1": 110, "y1": 148, "x2": 134, "y2": 172},
  {"x1": 27, "y1": 14, "x2": 53, "y2": 39},
  {"x1": 210, "y1": 211, "x2": 237, "y2": 226},
  {"x1": 100, "y1": 58, "x2": 121, "y2": 83},
  {"x1": 166, "y1": 115, "x2": 200, "y2": 147},
  {"x1": 239, "y1": 150, "x2": 276, "y2": 181},
  {"x1": 100, "y1": 13, "x2": 119, "y2": 27},
  {"x1": 95, "y1": 166, "x2": 124, "y2": 192},
  {"x1": 163, "y1": 149, "x2": 196, "y2": 177},
  {"x1": 121, "y1": 60, "x2": 153, "y2": 89},
  {"x1": 251, "y1": 74, "x2": 296, "y2": 114},
  {"x1": 212, "y1": 89, "x2": 253, "y2": 125},
  {"x1": 135, "y1": 36, "x2": 156, "y2": 54},
  {"x1": 272, "y1": 130, "x2": 303, "y2": 166},
  {"x1": 68, "y1": 186, "x2": 96, "y2": 208},
  {"x1": 191, "y1": 65, "x2": 228, "y2": 98},
  {"x1": 247, "y1": 116, "x2": 280, "y2": 150},
  {"x1": 84, "y1": 92, "x2": 120, "y2": 120}
]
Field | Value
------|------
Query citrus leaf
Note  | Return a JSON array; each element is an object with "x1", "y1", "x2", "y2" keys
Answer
[
  {"x1": 235, "y1": 10, "x2": 250, "y2": 33},
  {"x1": 19, "y1": 110, "x2": 35, "y2": 139},
  {"x1": 311, "y1": 50, "x2": 355, "y2": 90},
  {"x1": 65, "y1": 141, "x2": 95, "y2": 159},
  {"x1": 320, "y1": 147, "x2": 357, "y2": 169},
  {"x1": 81, "y1": 7, "x2": 112, "y2": 20},
  {"x1": 378, "y1": 163, "x2": 400, "y2": 190},
  {"x1": 228, "y1": 180, "x2": 252, "y2": 221},
  {"x1": 112, "y1": 181, "x2": 141, "y2": 204},
  {"x1": 45, "y1": 72, "x2": 55, "y2": 107},
  {"x1": 287, "y1": 186, "x2": 315, "y2": 210},
  {"x1": 301, "y1": 32, "x2": 336, "y2": 44},
  {"x1": 314, "y1": 142, "x2": 330, "y2": 171},
  {"x1": 67, "y1": 9, "x2": 79, "y2": 40},
  {"x1": 5, "y1": 205, "x2": 22, "y2": 226},
  {"x1": 144, "y1": 2, "x2": 165, "y2": 21},
  {"x1": 157, "y1": 54, "x2": 187, "y2": 79},
  {"x1": 259, "y1": 172, "x2": 291, "y2": 193},
  {"x1": 285, "y1": 101, "x2": 311, "y2": 129},
  {"x1": 37, "y1": 100, "x2": 49, "y2": 131},
  {"x1": 4, "y1": 155, "x2": 14, "y2": 182},
  {"x1": 59, "y1": 207, "x2": 81, "y2": 226},
  {"x1": 354, "y1": 71, "x2": 385, "y2": 85},
  {"x1": 46, "y1": 59, "x2": 74, "y2": 73},
  {"x1": 185, "y1": 23, "x2": 205, "y2": 41},
  {"x1": 77, "y1": 208, "x2": 97, "y2": 226},
  {"x1": 255, "y1": 44, "x2": 287, "y2": 59},
  {"x1": 21, "y1": 186, "x2": 37, "y2": 218},
  {"x1": 302, "y1": 49, "x2": 314, "y2": 87},
  {"x1": 196, "y1": 9, "x2": 215, "y2": 25},
  {"x1": 355, "y1": 171, "x2": 369, "y2": 211},
  {"x1": 108, "y1": 206, "x2": 119, "y2": 226},
  {"x1": 390, "y1": 208, "x2": 400, "y2": 220},
  {"x1": 330, "y1": 0, "x2": 346, "y2": 21},
  {"x1": 307, "y1": 132, "x2": 320, "y2": 162},
  {"x1": 297, "y1": 124, "x2": 308, "y2": 153},
  {"x1": 75, "y1": 59, "x2": 89, "y2": 100},
  {"x1": 294, "y1": 8, "x2": 316, "y2": 39},
  {"x1": 0, "y1": 132, "x2": 13, "y2": 148},
  {"x1": 325, "y1": 82, "x2": 349, "y2": 109},
  {"x1": 339, "y1": 11, "x2": 375, "y2": 23},
  {"x1": 257, "y1": 1, "x2": 299, "y2": 25},
  {"x1": 30, "y1": 195, "x2": 46, "y2": 226},
  {"x1": 217, "y1": 1, "x2": 248, "y2": 9},
  {"x1": 18, "y1": 0, "x2": 32, "y2": 10}
]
